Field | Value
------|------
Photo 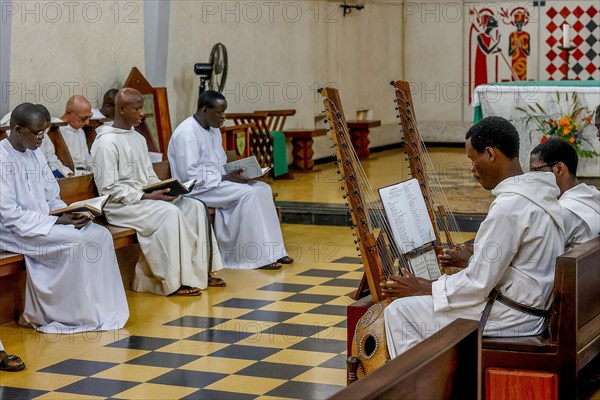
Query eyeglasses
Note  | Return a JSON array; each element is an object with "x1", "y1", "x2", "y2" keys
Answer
[
  {"x1": 530, "y1": 162, "x2": 558, "y2": 172},
  {"x1": 76, "y1": 113, "x2": 93, "y2": 123},
  {"x1": 68, "y1": 110, "x2": 93, "y2": 123},
  {"x1": 21, "y1": 126, "x2": 49, "y2": 139}
]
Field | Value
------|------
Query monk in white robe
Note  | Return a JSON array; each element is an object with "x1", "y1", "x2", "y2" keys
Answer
[
  {"x1": 2, "y1": 111, "x2": 73, "y2": 177},
  {"x1": 530, "y1": 139, "x2": 600, "y2": 250},
  {"x1": 91, "y1": 88, "x2": 222, "y2": 296},
  {"x1": 57, "y1": 95, "x2": 93, "y2": 175},
  {"x1": 384, "y1": 117, "x2": 564, "y2": 357},
  {"x1": 168, "y1": 90, "x2": 291, "y2": 270},
  {"x1": 0, "y1": 103, "x2": 129, "y2": 334}
]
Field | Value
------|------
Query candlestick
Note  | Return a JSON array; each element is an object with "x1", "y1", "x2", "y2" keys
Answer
[
  {"x1": 558, "y1": 44, "x2": 577, "y2": 80},
  {"x1": 562, "y1": 24, "x2": 570, "y2": 47}
]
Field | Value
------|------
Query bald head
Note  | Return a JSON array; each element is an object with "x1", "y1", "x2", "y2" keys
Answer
[
  {"x1": 116, "y1": 88, "x2": 143, "y2": 108},
  {"x1": 62, "y1": 95, "x2": 92, "y2": 129},
  {"x1": 112, "y1": 88, "x2": 145, "y2": 129}
]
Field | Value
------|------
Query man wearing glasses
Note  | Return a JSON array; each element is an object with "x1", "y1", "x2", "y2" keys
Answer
[
  {"x1": 530, "y1": 139, "x2": 600, "y2": 251},
  {"x1": 57, "y1": 95, "x2": 94, "y2": 175},
  {"x1": 0, "y1": 103, "x2": 129, "y2": 334}
]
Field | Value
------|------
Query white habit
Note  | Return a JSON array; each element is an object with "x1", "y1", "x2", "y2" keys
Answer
[
  {"x1": 168, "y1": 117, "x2": 288, "y2": 269},
  {"x1": 0, "y1": 139, "x2": 128, "y2": 333},
  {"x1": 385, "y1": 172, "x2": 565, "y2": 357},
  {"x1": 58, "y1": 121, "x2": 92, "y2": 175},
  {"x1": 560, "y1": 183, "x2": 600, "y2": 251},
  {"x1": 91, "y1": 126, "x2": 222, "y2": 294}
]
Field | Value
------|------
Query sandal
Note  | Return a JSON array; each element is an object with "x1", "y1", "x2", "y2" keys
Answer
[
  {"x1": 278, "y1": 256, "x2": 294, "y2": 264},
  {"x1": 0, "y1": 352, "x2": 26, "y2": 372},
  {"x1": 208, "y1": 276, "x2": 226, "y2": 287},
  {"x1": 170, "y1": 286, "x2": 202, "y2": 297},
  {"x1": 259, "y1": 262, "x2": 283, "y2": 270}
]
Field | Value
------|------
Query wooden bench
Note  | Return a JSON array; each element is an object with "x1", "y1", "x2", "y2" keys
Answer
[
  {"x1": 330, "y1": 319, "x2": 480, "y2": 399},
  {"x1": 482, "y1": 236, "x2": 600, "y2": 399},
  {"x1": 0, "y1": 160, "x2": 173, "y2": 323}
]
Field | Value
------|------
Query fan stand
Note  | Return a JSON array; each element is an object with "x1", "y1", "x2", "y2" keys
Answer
[{"x1": 198, "y1": 77, "x2": 209, "y2": 99}]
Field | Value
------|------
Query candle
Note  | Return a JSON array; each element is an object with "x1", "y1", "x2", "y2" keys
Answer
[{"x1": 563, "y1": 24, "x2": 570, "y2": 47}]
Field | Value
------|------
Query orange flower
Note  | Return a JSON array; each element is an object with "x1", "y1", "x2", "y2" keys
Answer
[
  {"x1": 558, "y1": 115, "x2": 571, "y2": 127},
  {"x1": 563, "y1": 127, "x2": 570, "y2": 135},
  {"x1": 569, "y1": 137, "x2": 575, "y2": 143}
]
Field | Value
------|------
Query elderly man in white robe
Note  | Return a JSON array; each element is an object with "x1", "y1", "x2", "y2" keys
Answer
[
  {"x1": 168, "y1": 90, "x2": 292, "y2": 271},
  {"x1": 56, "y1": 95, "x2": 93, "y2": 175},
  {"x1": 91, "y1": 88, "x2": 222, "y2": 296},
  {"x1": 382, "y1": 116, "x2": 565, "y2": 357},
  {"x1": 0, "y1": 103, "x2": 129, "y2": 334},
  {"x1": 530, "y1": 139, "x2": 600, "y2": 251},
  {"x1": 1, "y1": 110, "x2": 73, "y2": 177}
]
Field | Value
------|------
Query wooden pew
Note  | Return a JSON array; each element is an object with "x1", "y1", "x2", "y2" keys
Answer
[
  {"x1": 330, "y1": 319, "x2": 480, "y2": 400},
  {"x1": 257, "y1": 109, "x2": 296, "y2": 132},
  {"x1": 482, "y1": 236, "x2": 600, "y2": 400},
  {"x1": 0, "y1": 160, "x2": 177, "y2": 324}
]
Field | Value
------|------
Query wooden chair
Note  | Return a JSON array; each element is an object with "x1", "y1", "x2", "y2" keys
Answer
[
  {"x1": 257, "y1": 109, "x2": 296, "y2": 132},
  {"x1": 331, "y1": 319, "x2": 480, "y2": 400},
  {"x1": 226, "y1": 112, "x2": 273, "y2": 169},
  {"x1": 124, "y1": 67, "x2": 172, "y2": 155},
  {"x1": 220, "y1": 122, "x2": 253, "y2": 160},
  {"x1": 482, "y1": 236, "x2": 600, "y2": 399}
]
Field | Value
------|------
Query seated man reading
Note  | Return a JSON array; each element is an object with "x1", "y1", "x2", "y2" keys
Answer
[
  {"x1": 168, "y1": 90, "x2": 293, "y2": 271},
  {"x1": 382, "y1": 117, "x2": 564, "y2": 357},
  {"x1": 530, "y1": 139, "x2": 599, "y2": 251},
  {"x1": 91, "y1": 88, "x2": 223, "y2": 296},
  {"x1": 0, "y1": 103, "x2": 129, "y2": 333},
  {"x1": 1, "y1": 109, "x2": 73, "y2": 177},
  {"x1": 56, "y1": 95, "x2": 94, "y2": 175}
]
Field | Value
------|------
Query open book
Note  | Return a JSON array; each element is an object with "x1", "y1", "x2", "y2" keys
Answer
[
  {"x1": 224, "y1": 156, "x2": 271, "y2": 180},
  {"x1": 50, "y1": 195, "x2": 110, "y2": 218},
  {"x1": 142, "y1": 178, "x2": 196, "y2": 196}
]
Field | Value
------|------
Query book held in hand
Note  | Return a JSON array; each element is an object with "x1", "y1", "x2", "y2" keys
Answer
[
  {"x1": 142, "y1": 178, "x2": 196, "y2": 196},
  {"x1": 50, "y1": 195, "x2": 110, "y2": 218},
  {"x1": 224, "y1": 156, "x2": 271, "y2": 179}
]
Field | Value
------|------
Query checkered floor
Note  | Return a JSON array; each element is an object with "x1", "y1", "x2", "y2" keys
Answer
[{"x1": 0, "y1": 231, "x2": 364, "y2": 399}]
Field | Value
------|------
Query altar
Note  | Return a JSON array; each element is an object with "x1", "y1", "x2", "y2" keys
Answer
[{"x1": 473, "y1": 80, "x2": 600, "y2": 177}]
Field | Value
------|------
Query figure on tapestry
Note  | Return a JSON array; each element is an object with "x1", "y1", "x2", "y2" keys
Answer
[{"x1": 504, "y1": 7, "x2": 530, "y2": 81}]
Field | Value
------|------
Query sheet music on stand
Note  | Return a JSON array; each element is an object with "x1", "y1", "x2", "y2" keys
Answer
[{"x1": 378, "y1": 178, "x2": 440, "y2": 280}]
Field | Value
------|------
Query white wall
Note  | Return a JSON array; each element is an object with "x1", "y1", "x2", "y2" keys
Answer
[{"x1": 4, "y1": 1, "x2": 144, "y2": 117}]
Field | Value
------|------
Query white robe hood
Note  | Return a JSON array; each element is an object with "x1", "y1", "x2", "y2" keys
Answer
[{"x1": 492, "y1": 172, "x2": 564, "y2": 234}]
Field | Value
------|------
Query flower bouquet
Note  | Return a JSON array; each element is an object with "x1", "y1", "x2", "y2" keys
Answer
[{"x1": 517, "y1": 92, "x2": 599, "y2": 158}]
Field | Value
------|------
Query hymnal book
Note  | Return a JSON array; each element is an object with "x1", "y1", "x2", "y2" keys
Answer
[
  {"x1": 407, "y1": 249, "x2": 441, "y2": 280},
  {"x1": 50, "y1": 195, "x2": 110, "y2": 218},
  {"x1": 142, "y1": 178, "x2": 196, "y2": 196},
  {"x1": 224, "y1": 156, "x2": 271, "y2": 179},
  {"x1": 378, "y1": 178, "x2": 436, "y2": 253}
]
